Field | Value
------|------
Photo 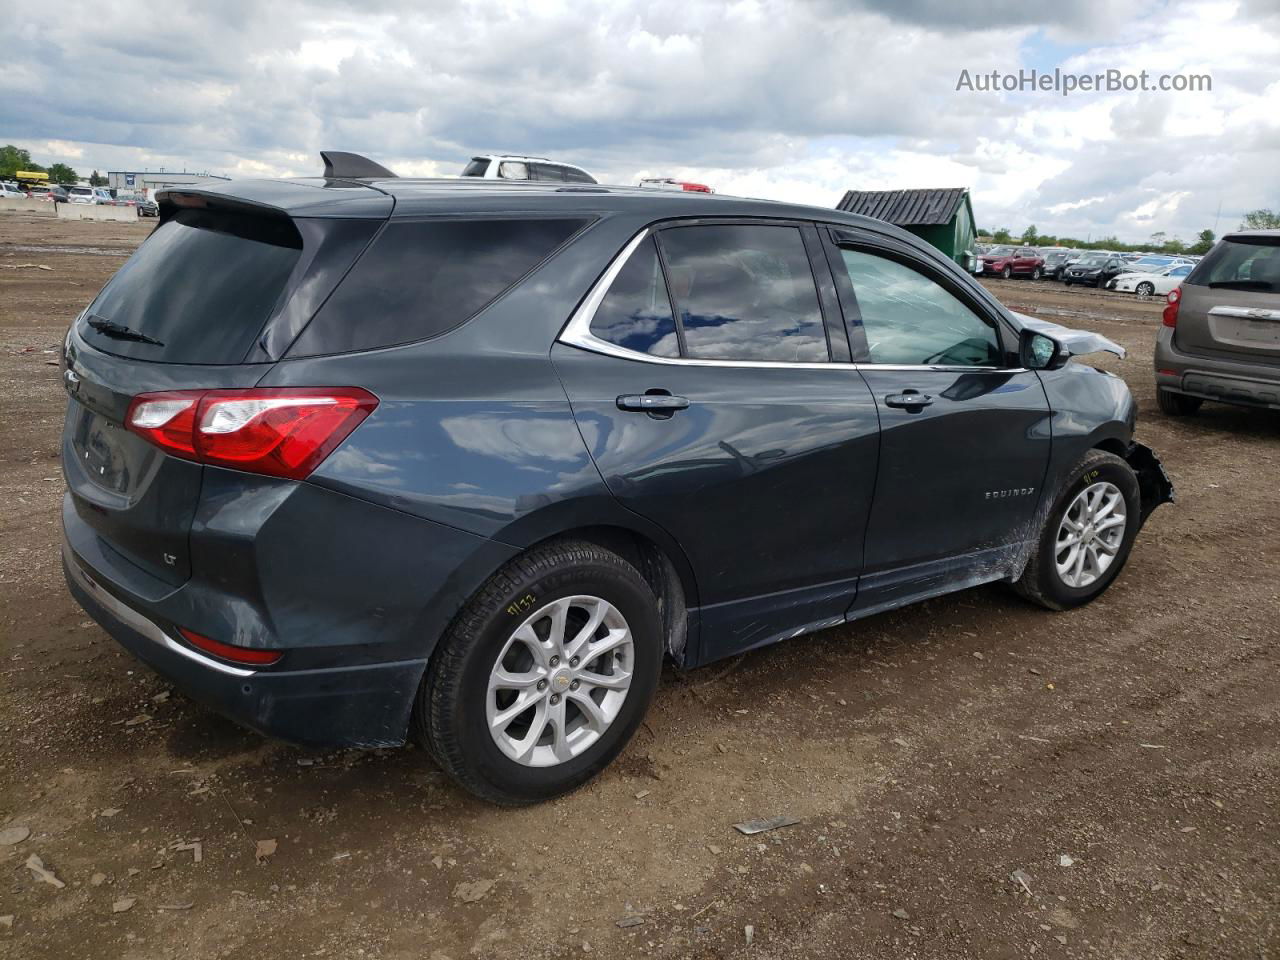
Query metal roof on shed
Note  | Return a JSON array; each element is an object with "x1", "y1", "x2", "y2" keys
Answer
[{"x1": 835, "y1": 188, "x2": 968, "y2": 226}]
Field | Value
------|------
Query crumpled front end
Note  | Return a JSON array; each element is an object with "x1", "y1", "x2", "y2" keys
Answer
[{"x1": 1125, "y1": 441, "x2": 1175, "y2": 524}]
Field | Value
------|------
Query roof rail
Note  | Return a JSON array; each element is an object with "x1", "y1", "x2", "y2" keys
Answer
[{"x1": 320, "y1": 151, "x2": 397, "y2": 179}]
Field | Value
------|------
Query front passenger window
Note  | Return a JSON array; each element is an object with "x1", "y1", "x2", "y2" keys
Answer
[{"x1": 838, "y1": 248, "x2": 1002, "y2": 367}]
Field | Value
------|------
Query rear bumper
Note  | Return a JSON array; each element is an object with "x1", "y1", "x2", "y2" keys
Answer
[
  {"x1": 65, "y1": 545, "x2": 424, "y2": 747},
  {"x1": 1154, "y1": 329, "x2": 1280, "y2": 410}
]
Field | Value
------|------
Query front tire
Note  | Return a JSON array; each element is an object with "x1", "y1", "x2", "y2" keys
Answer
[
  {"x1": 1157, "y1": 388, "x2": 1202, "y2": 416},
  {"x1": 1031, "y1": 266, "x2": 1043, "y2": 280},
  {"x1": 1015, "y1": 450, "x2": 1142, "y2": 611},
  {"x1": 1001, "y1": 265, "x2": 1013, "y2": 279},
  {"x1": 415, "y1": 540, "x2": 663, "y2": 805}
]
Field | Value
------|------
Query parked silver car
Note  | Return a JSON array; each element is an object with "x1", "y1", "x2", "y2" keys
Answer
[{"x1": 1154, "y1": 230, "x2": 1280, "y2": 415}]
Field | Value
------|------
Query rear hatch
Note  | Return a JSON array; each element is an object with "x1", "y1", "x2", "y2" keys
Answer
[
  {"x1": 63, "y1": 184, "x2": 390, "y2": 588},
  {"x1": 1175, "y1": 233, "x2": 1280, "y2": 363}
]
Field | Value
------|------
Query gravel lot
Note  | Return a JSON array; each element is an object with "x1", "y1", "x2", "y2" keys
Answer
[{"x1": 2, "y1": 213, "x2": 1277, "y2": 959}]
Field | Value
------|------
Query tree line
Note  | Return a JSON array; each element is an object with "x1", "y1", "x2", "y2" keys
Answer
[
  {"x1": 979, "y1": 210, "x2": 1280, "y2": 255},
  {"x1": 1, "y1": 145, "x2": 107, "y2": 186}
]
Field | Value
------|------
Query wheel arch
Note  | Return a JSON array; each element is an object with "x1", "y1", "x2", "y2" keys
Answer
[{"x1": 513, "y1": 523, "x2": 697, "y2": 667}]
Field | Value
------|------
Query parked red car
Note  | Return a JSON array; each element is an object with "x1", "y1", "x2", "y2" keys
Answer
[{"x1": 978, "y1": 246, "x2": 1044, "y2": 280}]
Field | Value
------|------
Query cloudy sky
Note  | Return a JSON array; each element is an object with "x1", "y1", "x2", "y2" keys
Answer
[{"x1": 2, "y1": 0, "x2": 1277, "y2": 242}]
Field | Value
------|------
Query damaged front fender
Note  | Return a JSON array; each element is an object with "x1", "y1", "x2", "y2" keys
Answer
[{"x1": 1125, "y1": 441, "x2": 1175, "y2": 524}]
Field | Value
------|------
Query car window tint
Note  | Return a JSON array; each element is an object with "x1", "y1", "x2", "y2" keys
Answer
[
  {"x1": 562, "y1": 167, "x2": 596, "y2": 184},
  {"x1": 838, "y1": 248, "x2": 1001, "y2": 367},
  {"x1": 80, "y1": 208, "x2": 302, "y2": 364},
  {"x1": 532, "y1": 163, "x2": 568, "y2": 182},
  {"x1": 461, "y1": 158, "x2": 489, "y2": 177},
  {"x1": 289, "y1": 218, "x2": 587, "y2": 356},
  {"x1": 589, "y1": 237, "x2": 679, "y2": 357},
  {"x1": 1193, "y1": 239, "x2": 1280, "y2": 290},
  {"x1": 658, "y1": 224, "x2": 827, "y2": 362}
]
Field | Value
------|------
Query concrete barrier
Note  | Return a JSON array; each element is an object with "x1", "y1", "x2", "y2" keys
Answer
[
  {"x1": 55, "y1": 204, "x2": 140, "y2": 223},
  {"x1": 0, "y1": 198, "x2": 56, "y2": 216}
]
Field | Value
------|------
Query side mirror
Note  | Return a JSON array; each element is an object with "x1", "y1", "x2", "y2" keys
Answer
[{"x1": 1020, "y1": 328, "x2": 1069, "y2": 370}]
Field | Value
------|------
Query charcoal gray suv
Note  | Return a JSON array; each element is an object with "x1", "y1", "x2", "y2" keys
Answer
[{"x1": 61, "y1": 153, "x2": 1172, "y2": 803}]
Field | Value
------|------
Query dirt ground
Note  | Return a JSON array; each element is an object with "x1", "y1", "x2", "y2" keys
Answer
[{"x1": 1, "y1": 212, "x2": 1277, "y2": 960}]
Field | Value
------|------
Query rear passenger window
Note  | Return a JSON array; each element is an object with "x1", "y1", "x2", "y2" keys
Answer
[
  {"x1": 532, "y1": 164, "x2": 567, "y2": 182},
  {"x1": 658, "y1": 225, "x2": 828, "y2": 362},
  {"x1": 589, "y1": 237, "x2": 679, "y2": 357},
  {"x1": 289, "y1": 218, "x2": 587, "y2": 356}
]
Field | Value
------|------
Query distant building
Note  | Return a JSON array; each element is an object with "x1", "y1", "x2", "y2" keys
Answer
[
  {"x1": 106, "y1": 170, "x2": 230, "y2": 198},
  {"x1": 836, "y1": 188, "x2": 977, "y2": 268}
]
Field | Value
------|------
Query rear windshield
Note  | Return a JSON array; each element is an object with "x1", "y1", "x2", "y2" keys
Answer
[
  {"x1": 1188, "y1": 237, "x2": 1280, "y2": 293},
  {"x1": 460, "y1": 158, "x2": 490, "y2": 177},
  {"x1": 287, "y1": 217, "x2": 589, "y2": 356},
  {"x1": 80, "y1": 208, "x2": 302, "y2": 364}
]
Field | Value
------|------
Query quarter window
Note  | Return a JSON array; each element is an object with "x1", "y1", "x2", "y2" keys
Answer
[
  {"x1": 658, "y1": 224, "x2": 828, "y2": 362},
  {"x1": 289, "y1": 218, "x2": 587, "y2": 356},
  {"x1": 838, "y1": 248, "x2": 1002, "y2": 367},
  {"x1": 589, "y1": 237, "x2": 680, "y2": 357}
]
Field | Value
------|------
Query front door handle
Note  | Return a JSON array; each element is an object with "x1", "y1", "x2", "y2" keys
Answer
[
  {"x1": 884, "y1": 392, "x2": 934, "y2": 410},
  {"x1": 617, "y1": 394, "x2": 690, "y2": 413}
]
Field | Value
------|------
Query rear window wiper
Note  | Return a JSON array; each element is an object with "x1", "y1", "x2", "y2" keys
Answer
[
  {"x1": 1206, "y1": 280, "x2": 1275, "y2": 291},
  {"x1": 86, "y1": 316, "x2": 165, "y2": 347}
]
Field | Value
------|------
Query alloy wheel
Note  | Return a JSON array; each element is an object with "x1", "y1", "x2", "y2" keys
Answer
[
  {"x1": 485, "y1": 596, "x2": 634, "y2": 767},
  {"x1": 1055, "y1": 481, "x2": 1127, "y2": 588}
]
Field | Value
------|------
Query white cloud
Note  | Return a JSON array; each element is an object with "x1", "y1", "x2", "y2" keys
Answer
[{"x1": 0, "y1": 0, "x2": 1276, "y2": 241}]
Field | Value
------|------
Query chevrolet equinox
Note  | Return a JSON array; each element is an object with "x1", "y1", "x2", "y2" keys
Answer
[{"x1": 61, "y1": 152, "x2": 1173, "y2": 804}]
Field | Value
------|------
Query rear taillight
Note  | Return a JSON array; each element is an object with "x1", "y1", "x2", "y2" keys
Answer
[
  {"x1": 1162, "y1": 287, "x2": 1181, "y2": 328},
  {"x1": 178, "y1": 628, "x2": 283, "y2": 666},
  {"x1": 126, "y1": 387, "x2": 377, "y2": 480},
  {"x1": 680, "y1": 182, "x2": 712, "y2": 193}
]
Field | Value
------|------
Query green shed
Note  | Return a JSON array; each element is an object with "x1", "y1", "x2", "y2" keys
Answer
[{"x1": 835, "y1": 188, "x2": 978, "y2": 268}]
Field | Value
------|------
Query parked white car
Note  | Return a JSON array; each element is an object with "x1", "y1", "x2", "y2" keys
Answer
[
  {"x1": 1111, "y1": 263, "x2": 1195, "y2": 297},
  {"x1": 460, "y1": 155, "x2": 596, "y2": 184},
  {"x1": 0, "y1": 181, "x2": 25, "y2": 198}
]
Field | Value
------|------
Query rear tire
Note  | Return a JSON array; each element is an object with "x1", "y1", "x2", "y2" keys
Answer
[
  {"x1": 415, "y1": 540, "x2": 663, "y2": 805},
  {"x1": 1015, "y1": 450, "x2": 1142, "y2": 611},
  {"x1": 1157, "y1": 388, "x2": 1202, "y2": 416}
]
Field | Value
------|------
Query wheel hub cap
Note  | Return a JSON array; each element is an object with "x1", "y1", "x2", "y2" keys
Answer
[
  {"x1": 1055, "y1": 480, "x2": 1127, "y2": 589},
  {"x1": 485, "y1": 595, "x2": 635, "y2": 768}
]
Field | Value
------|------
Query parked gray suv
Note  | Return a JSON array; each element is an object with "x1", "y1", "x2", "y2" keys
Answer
[{"x1": 1154, "y1": 230, "x2": 1280, "y2": 415}]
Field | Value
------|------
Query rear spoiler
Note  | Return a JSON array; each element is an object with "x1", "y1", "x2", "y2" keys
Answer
[{"x1": 155, "y1": 177, "x2": 394, "y2": 221}]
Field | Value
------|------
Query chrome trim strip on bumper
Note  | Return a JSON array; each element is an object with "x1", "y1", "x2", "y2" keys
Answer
[{"x1": 64, "y1": 546, "x2": 257, "y2": 678}]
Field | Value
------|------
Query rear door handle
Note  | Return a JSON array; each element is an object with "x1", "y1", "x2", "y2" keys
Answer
[
  {"x1": 884, "y1": 392, "x2": 934, "y2": 410},
  {"x1": 616, "y1": 394, "x2": 690, "y2": 413}
]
